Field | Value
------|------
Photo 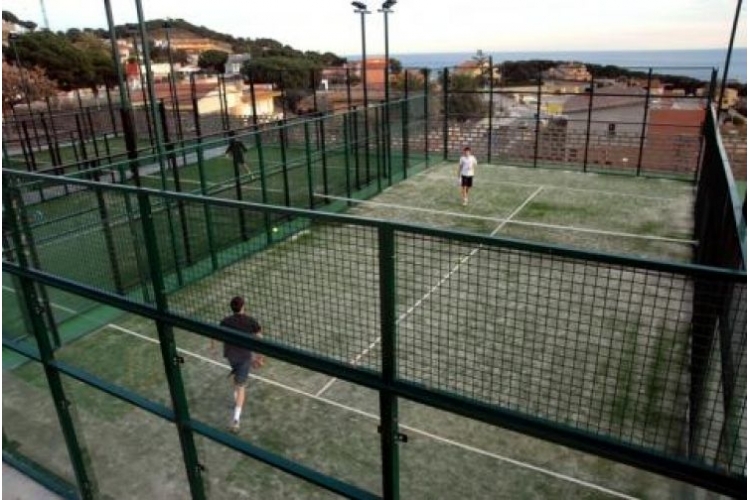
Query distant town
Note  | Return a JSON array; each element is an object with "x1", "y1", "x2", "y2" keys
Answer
[{"x1": 3, "y1": 10, "x2": 746, "y2": 156}]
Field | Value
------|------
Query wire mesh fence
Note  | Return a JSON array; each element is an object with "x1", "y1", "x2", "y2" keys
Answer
[
  {"x1": 6, "y1": 63, "x2": 746, "y2": 187},
  {"x1": 2, "y1": 167, "x2": 746, "y2": 497}
]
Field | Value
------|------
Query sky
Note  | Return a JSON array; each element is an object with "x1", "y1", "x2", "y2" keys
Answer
[{"x1": 4, "y1": 0, "x2": 747, "y2": 55}]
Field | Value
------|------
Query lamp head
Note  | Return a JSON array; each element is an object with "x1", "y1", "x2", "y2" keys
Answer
[{"x1": 352, "y1": 1, "x2": 367, "y2": 10}]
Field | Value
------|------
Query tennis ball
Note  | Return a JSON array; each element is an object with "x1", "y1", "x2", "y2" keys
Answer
[{"x1": 272, "y1": 227, "x2": 279, "y2": 233}]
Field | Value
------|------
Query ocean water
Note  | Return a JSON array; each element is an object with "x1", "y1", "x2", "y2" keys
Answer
[{"x1": 390, "y1": 49, "x2": 747, "y2": 83}]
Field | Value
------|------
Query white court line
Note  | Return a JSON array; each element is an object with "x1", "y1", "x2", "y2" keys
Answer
[
  {"x1": 315, "y1": 187, "x2": 546, "y2": 397},
  {"x1": 2, "y1": 285, "x2": 78, "y2": 315},
  {"x1": 143, "y1": 174, "x2": 287, "y2": 195},
  {"x1": 101, "y1": 321, "x2": 636, "y2": 500},
  {"x1": 429, "y1": 172, "x2": 686, "y2": 201},
  {"x1": 35, "y1": 218, "x2": 131, "y2": 249},
  {"x1": 314, "y1": 194, "x2": 695, "y2": 245},
  {"x1": 141, "y1": 174, "x2": 212, "y2": 187}
]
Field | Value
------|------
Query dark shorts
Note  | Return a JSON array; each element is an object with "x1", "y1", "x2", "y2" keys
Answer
[
  {"x1": 461, "y1": 175, "x2": 474, "y2": 187},
  {"x1": 229, "y1": 360, "x2": 252, "y2": 387}
]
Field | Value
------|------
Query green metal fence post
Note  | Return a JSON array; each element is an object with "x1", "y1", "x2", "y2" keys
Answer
[
  {"x1": 304, "y1": 121, "x2": 315, "y2": 209},
  {"x1": 134, "y1": 2, "x2": 183, "y2": 288},
  {"x1": 378, "y1": 226, "x2": 400, "y2": 500},
  {"x1": 191, "y1": 73, "x2": 219, "y2": 271},
  {"x1": 375, "y1": 103, "x2": 383, "y2": 193},
  {"x1": 352, "y1": 106, "x2": 361, "y2": 190},
  {"x1": 442, "y1": 68, "x2": 449, "y2": 161},
  {"x1": 255, "y1": 128, "x2": 273, "y2": 245},
  {"x1": 487, "y1": 56, "x2": 493, "y2": 165},
  {"x1": 10, "y1": 179, "x2": 62, "y2": 348},
  {"x1": 582, "y1": 73, "x2": 595, "y2": 173},
  {"x1": 343, "y1": 114, "x2": 353, "y2": 205},
  {"x1": 158, "y1": 100, "x2": 194, "y2": 264},
  {"x1": 136, "y1": 191, "x2": 207, "y2": 500},
  {"x1": 401, "y1": 94, "x2": 408, "y2": 181},
  {"x1": 279, "y1": 126, "x2": 291, "y2": 207},
  {"x1": 231, "y1": 138, "x2": 249, "y2": 241},
  {"x1": 93, "y1": 181, "x2": 125, "y2": 295},
  {"x1": 423, "y1": 68, "x2": 429, "y2": 168},
  {"x1": 636, "y1": 68, "x2": 653, "y2": 176},
  {"x1": 533, "y1": 64, "x2": 542, "y2": 168},
  {"x1": 320, "y1": 116, "x2": 330, "y2": 200},
  {"x1": 3, "y1": 182, "x2": 98, "y2": 500}
]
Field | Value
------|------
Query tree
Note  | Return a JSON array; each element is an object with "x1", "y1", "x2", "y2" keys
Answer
[
  {"x1": 172, "y1": 49, "x2": 190, "y2": 65},
  {"x1": 447, "y1": 73, "x2": 486, "y2": 122},
  {"x1": 73, "y1": 32, "x2": 118, "y2": 91},
  {"x1": 2, "y1": 61, "x2": 57, "y2": 110},
  {"x1": 389, "y1": 58, "x2": 402, "y2": 74},
  {"x1": 2, "y1": 10, "x2": 20, "y2": 23},
  {"x1": 11, "y1": 31, "x2": 94, "y2": 90},
  {"x1": 242, "y1": 56, "x2": 323, "y2": 113},
  {"x1": 392, "y1": 70, "x2": 431, "y2": 92},
  {"x1": 198, "y1": 49, "x2": 229, "y2": 73}
]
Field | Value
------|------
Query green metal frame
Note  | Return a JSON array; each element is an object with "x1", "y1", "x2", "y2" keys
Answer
[{"x1": 2, "y1": 165, "x2": 746, "y2": 499}]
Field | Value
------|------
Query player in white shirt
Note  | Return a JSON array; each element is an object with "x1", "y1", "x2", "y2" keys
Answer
[{"x1": 457, "y1": 146, "x2": 477, "y2": 206}]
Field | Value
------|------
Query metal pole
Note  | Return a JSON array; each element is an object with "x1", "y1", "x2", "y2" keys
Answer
[
  {"x1": 636, "y1": 68, "x2": 653, "y2": 176},
  {"x1": 442, "y1": 68, "x2": 448, "y2": 160},
  {"x1": 582, "y1": 73, "x2": 595, "y2": 172},
  {"x1": 104, "y1": 1, "x2": 129, "y2": 110},
  {"x1": 718, "y1": 0, "x2": 743, "y2": 114},
  {"x1": 136, "y1": 192, "x2": 206, "y2": 500},
  {"x1": 487, "y1": 56, "x2": 493, "y2": 164},
  {"x1": 380, "y1": 5, "x2": 393, "y2": 184},
  {"x1": 190, "y1": 72, "x2": 218, "y2": 271},
  {"x1": 354, "y1": 7, "x2": 372, "y2": 185},
  {"x1": 377, "y1": 226, "x2": 400, "y2": 500},
  {"x1": 346, "y1": 66, "x2": 353, "y2": 111},
  {"x1": 423, "y1": 68, "x2": 430, "y2": 169},
  {"x1": 131, "y1": 31, "x2": 155, "y2": 147},
  {"x1": 343, "y1": 114, "x2": 353, "y2": 203},
  {"x1": 402, "y1": 70, "x2": 409, "y2": 180},
  {"x1": 135, "y1": 0, "x2": 184, "y2": 288},
  {"x1": 533, "y1": 64, "x2": 542, "y2": 168},
  {"x1": 360, "y1": 11, "x2": 369, "y2": 111},
  {"x1": 164, "y1": 20, "x2": 187, "y2": 174},
  {"x1": 2, "y1": 186, "x2": 98, "y2": 499}
]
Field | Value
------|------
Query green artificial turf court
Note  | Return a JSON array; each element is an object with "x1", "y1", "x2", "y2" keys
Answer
[{"x1": 3, "y1": 158, "x2": 719, "y2": 498}]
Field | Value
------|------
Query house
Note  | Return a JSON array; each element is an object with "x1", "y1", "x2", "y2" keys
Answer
[
  {"x1": 697, "y1": 86, "x2": 740, "y2": 110},
  {"x1": 545, "y1": 63, "x2": 591, "y2": 82},
  {"x1": 350, "y1": 58, "x2": 388, "y2": 89},
  {"x1": 543, "y1": 80, "x2": 588, "y2": 94},
  {"x1": 116, "y1": 39, "x2": 132, "y2": 63},
  {"x1": 127, "y1": 77, "x2": 281, "y2": 119},
  {"x1": 225, "y1": 54, "x2": 252, "y2": 77},
  {"x1": 455, "y1": 59, "x2": 501, "y2": 82},
  {"x1": 2, "y1": 19, "x2": 29, "y2": 46},
  {"x1": 124, "y1": 61, "x2": 173, "y2": 88}
]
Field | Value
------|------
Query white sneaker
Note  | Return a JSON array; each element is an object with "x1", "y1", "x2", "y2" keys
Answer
[{"x1": 230, "y1": 419, "x2": 240, "y2": 433}]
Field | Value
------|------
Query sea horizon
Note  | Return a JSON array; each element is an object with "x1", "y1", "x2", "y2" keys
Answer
[{"x1": 350, "y1": 48, "x2": 747, "y2": 83}]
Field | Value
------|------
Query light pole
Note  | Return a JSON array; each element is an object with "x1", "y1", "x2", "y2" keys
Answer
[
  {"x1": 352, "y1": 1, "x2": 371, "y2": 182},
  {"x1": 128, "y1": 27, "x2": 155, "y2": 145},
  {"x1": 352, "y1": 2, "x2": 371, "y2": 109},
  {"x1": 163, "y1": 19, "x2": 185, "y2": 142},
  {"x1": 718, "y1": 0, "x2": 743, "y2": 114},
  {"x1": 378, "y1": 1, "x2": 396, "y2": 106},
  {"x1": 378, "y1": 0, "x2": 396, "y2": 182}
]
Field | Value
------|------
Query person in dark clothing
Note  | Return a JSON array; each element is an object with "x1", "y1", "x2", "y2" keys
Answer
[
  {"x1": 219, "y1": 295, "x2": 264, "y2": 433},
  {"x1": 225, "y1": 130, "x2": 251, "y2": 177}
]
